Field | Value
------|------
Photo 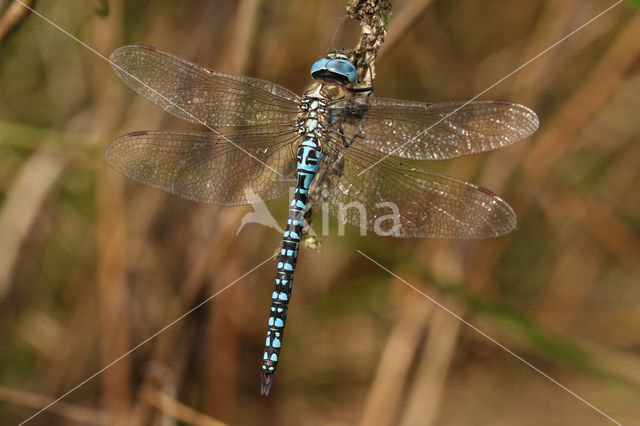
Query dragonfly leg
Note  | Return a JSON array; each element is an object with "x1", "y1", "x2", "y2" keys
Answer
[
  {"x1": 337, "y1": 122, "x2": 365, "y2": 149},
  {"x1": 348, "y1": 84, "x2": 374, "y2": 93}
]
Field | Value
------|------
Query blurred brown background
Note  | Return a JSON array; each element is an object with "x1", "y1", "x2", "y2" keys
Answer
[{"x1": 0, "y1": 0, "x2": 639, "y2": 425}]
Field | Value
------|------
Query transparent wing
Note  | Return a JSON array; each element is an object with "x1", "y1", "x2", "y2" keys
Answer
[
  {"x1": 105, "y1": 126, "x2": 299, "y2": 206},
  {"x1": 110, "y1": 45, "x2": 300, "y2": 127},
  {"x1": 335, "y1": 96, "x2": 539, "y2": 160},
  {"x1": 310, "y1": 136, "x2": 516, "y2": 238}
]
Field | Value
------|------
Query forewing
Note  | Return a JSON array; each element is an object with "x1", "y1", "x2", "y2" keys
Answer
[
  {"x1": 105, "y1": 126, "x2": 299, "y2": 206},
  {"x1": 311, "y1": 138, "x2": 516, "y2": 238},
  {"x1": 110, "y1": 45, "x2": 300, "y2": 127},
  {"x1": 337, "y1": 96, "x2": 538, "y2": 160}
]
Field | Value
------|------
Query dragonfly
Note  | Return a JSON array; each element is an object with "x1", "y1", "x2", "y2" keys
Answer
[{"x1": 105, "y1": 45, "x2": 539, "y2": 395}]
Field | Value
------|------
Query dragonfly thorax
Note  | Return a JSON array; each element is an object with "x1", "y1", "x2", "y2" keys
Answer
[
  {"x1": 302, "y1": 80, "x2": 346, "y2": 102},
  {"x1": 297, "y1": 81, "x2": 347, "y2": 138}
]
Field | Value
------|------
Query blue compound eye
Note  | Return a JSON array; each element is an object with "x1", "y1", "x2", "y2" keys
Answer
[
  {"x1": 326, "y1": 59, "x2": 357, "y2": 83},
  {"x1": 310, "y1": 59, "x2": 330, "y2": 79},
  {"x1": 310, "y1": 56, "x2": 357, "y2": 83}
]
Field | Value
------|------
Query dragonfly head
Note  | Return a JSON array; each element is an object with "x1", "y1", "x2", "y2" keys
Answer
[{"x1": 311, "y1": 52, "x2": 356, "y2": 84}]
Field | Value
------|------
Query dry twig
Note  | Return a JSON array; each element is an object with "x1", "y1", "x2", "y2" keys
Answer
[{"x1": 346, "y1": 0, "x2": 391, "y2": 87}]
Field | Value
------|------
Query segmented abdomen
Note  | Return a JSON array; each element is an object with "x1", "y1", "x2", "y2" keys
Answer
[{"x1": 260, "y1": 136, "x2": 323, "y2": 395}]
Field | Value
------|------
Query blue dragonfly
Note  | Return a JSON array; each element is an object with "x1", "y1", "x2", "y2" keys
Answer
[{"x1": 106, "y1": 45, "x2": 538, "y2": 395}]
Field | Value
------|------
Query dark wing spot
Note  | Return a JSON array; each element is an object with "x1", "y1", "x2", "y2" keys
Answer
[{"x1": 477, "y1": 185, "x2": 498, "y2": 196}]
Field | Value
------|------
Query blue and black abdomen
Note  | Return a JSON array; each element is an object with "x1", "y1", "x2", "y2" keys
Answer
[{"x1": 261, "y1": 137, "x2": 323, "y2": 395}]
